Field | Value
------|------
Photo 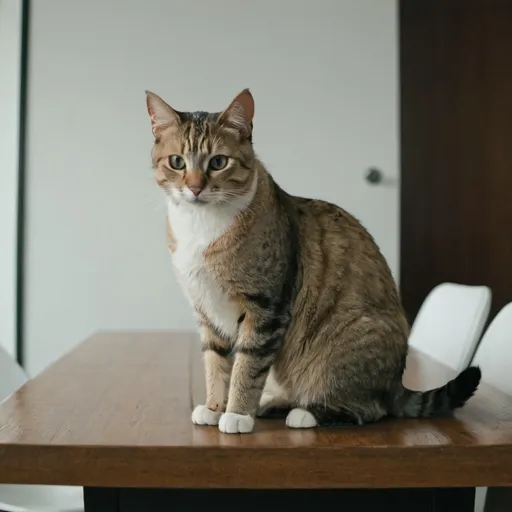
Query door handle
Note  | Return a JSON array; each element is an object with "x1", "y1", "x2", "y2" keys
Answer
[{"x1": 365, "y1": 167, "x2": 383, "y2": 185}]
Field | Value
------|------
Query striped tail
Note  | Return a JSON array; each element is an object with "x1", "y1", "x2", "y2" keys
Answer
[{"x1": 392, "y1": 366, "x2": 482, "y2": 418}]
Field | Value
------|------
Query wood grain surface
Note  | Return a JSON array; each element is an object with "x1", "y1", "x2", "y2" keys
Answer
[{"x1": 0, "y1": 331, "x2": 511, "y2": 489}]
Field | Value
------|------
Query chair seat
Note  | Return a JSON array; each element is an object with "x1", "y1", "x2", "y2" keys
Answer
[{"x1": 0, "y1": 484, "x2": 83, "y2": 512}]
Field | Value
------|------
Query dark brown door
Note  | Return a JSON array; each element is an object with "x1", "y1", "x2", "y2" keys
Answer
[{"x1": 399, "y1": 0, "x2": 512, "y2": 324}]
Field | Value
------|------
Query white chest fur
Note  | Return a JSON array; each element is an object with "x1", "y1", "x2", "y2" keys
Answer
[{"x1": 167, "y1": 185, "x2": 256, "y2": 342}]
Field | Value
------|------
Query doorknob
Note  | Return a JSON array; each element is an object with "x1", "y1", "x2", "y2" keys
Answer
[{"x1": 365, "y1": 167, "x2": 383, "y2": 185}]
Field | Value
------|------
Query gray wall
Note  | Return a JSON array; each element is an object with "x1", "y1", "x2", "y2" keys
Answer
[
  {"x1": 0, "y1": 0, "x2": 21, "y2": 358},
  {"x1": 25, "y1": 0, "x2": 398, "y2": 375}
]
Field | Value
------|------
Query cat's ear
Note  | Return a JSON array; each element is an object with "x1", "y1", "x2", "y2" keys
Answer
[
  {"x1": 218, "y1": 89, "x2": 254, "y2": 138},
  {"x1": 145, "y1": 91, "x2": 180, "y2": 135}
]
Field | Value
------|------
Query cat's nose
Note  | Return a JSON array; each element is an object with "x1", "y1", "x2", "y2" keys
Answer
[{"x1": 188, "y1": 186, "x2": 202, "y2": 197}]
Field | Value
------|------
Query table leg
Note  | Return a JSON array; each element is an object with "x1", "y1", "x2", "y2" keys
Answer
[
  {"x1": 84, "y1": 487, "x2": 475, "y2": 511},
  {"x1": 432, "y1": 488, "x2": 475, "y2": 511},
  {"x1": 483, "y1": 487, "x2": 512, "y2": 511},
  {"x1": 83, "y1": 487, "x2": 119, "y2": 511}
]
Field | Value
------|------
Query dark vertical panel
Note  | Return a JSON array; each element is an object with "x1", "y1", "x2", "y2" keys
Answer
[
  {"x1": 15, "y1": 0, "x2": 30, "y2": 366},
  {"x1": 400, "y1": 0, "x2": 512, "y2": 323}
]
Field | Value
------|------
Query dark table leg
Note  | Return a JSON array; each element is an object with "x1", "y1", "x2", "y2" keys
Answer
[
  {"x1": 483, "y1": 487, "x2": 512, "y2": 511},
  {"x1": 84, "y1": 487, "x2": 475, "y2": 512},
  {"x1": 83, "y1": 487, "x2": 119, "y2": 511},
  {"x1": 432, "y1": 488, "x2": 475, "y2": 511}
]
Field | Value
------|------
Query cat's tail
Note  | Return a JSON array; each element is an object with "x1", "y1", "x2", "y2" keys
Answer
[{"x1": 391, "y1": 366, "x2": 481, "y2": 418}]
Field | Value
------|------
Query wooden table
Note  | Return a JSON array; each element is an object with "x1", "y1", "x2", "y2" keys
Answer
[{"x1": 0, "y1": 332, "x2": 511, "y2": 511}]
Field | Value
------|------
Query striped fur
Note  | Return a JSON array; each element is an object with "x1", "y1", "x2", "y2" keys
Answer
[{"x1": 146, "y1": 89, "x2": 481, "y2": 433}]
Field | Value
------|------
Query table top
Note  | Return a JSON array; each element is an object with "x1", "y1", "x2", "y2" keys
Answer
[{"x1": 0, "y1": 331, "x2": 511, "y2": 489}]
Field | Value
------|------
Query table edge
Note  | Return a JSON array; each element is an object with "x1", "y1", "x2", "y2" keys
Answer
[{"x1": 0, "y1": 443, "x2": 511, "y2": 489}]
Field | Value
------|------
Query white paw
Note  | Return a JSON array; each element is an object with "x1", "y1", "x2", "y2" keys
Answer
[
  {"x1": 191, "y1": 405, "x2": 222, "y2": 426},
  {"x1": 218, "y1": 412, "x2": 255, "y2": 434},
  {"x1": 286, "y1": 408, "x2": 318, "y2": 428}
]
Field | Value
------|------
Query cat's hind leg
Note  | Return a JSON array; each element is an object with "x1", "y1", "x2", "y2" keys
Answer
[
  {"x1": 285, "y1": 404, "x2": 371, "y2": 428},
  {"x1": 257, "y1": 392, "x2": 294, "y2": 418},
  {"x1": 257, "y1": 372, "x2": 293, "y2": 417}
]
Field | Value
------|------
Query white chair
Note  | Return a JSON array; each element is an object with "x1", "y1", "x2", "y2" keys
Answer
[
  {"x1": 408, "y1": 282, "x2": 492, "y2": 371},
  {"x1": 471, "y1": 303, "x2": 512, "y2": 512},
  {"x1": 472, "y1": 302, "x2": 512, "y2": 394},
  {"x1": 0, "y1": 344, "x2": 84, "y2": 512}
]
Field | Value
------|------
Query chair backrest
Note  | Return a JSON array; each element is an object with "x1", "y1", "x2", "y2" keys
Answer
[
  {"x1": 472, "y1": 302, "x2": 512, "y2": 396},
  {"x1": 0, "y1": 344, "x2": 29, "y2": 403},
  {"x1": 408, "y1": 282, "x2": 492, "y2": 371}
]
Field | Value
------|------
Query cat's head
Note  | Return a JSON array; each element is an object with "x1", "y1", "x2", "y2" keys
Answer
[{"x1": 146, "y1": 89, "x2": 256, "y2": 205}]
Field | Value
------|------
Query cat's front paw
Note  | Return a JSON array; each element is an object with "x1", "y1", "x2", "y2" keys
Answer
[
  {"x1": 191, "y1": 405, "x2": 222, "y2": 426},
  {"x1": 218, "y1": 412, "x2": 255, "y2": 434}
]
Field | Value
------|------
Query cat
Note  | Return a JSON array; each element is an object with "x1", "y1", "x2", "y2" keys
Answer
[{"x1": 145, "y1": 88, "x2": 481, "y2": 434}]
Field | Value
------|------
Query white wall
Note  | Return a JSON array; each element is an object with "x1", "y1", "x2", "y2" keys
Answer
[
  {"x1": 25, "y1": 0, "x2": 398, "y2": 375},
  {"x1": 0, "y1": 0, "x2": 21, "y2": 358}
]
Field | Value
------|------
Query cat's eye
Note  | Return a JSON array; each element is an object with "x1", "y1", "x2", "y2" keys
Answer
[
  {"x1": 208, "y1": 155, "x2": 228, "y2": 171},
  {"x1": 169, "y1": 155, "x2": 185, "y2": 170}
]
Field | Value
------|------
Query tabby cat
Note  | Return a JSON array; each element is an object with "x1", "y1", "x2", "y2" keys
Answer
[{"x1": 145, "y1": 89, "x2": 481, "y2": 434}]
